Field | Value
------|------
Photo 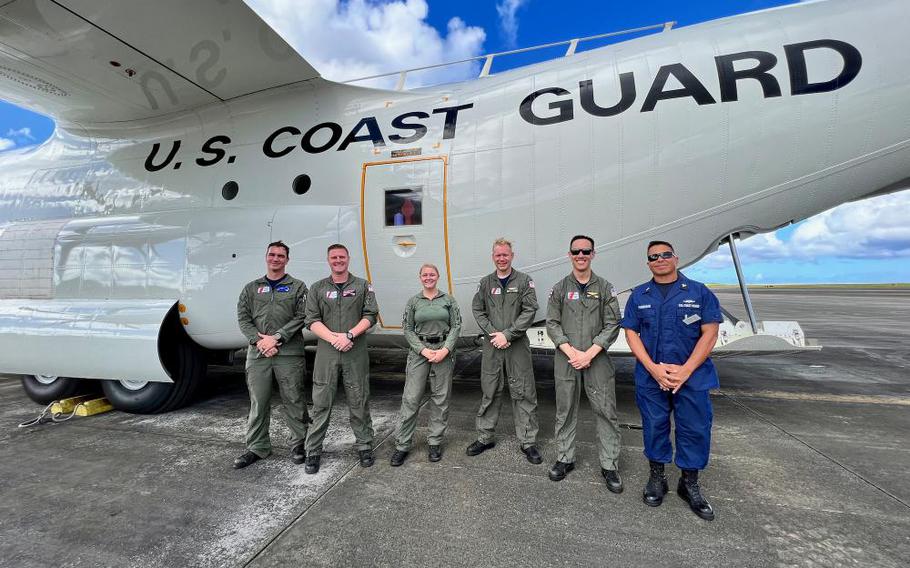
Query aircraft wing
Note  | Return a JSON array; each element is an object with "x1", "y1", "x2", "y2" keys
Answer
[{"x1": 0, "y1": 0, "x2": 319, "y2": 126}]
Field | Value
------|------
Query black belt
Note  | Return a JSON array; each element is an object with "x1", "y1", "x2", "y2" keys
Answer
[{"x1": 419, "y1": 335, "x2": 444, "y2": 343}]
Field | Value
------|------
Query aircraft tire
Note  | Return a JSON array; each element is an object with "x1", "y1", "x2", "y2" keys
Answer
[
  {"x1": 100, "y1": 305, "x2": 207, "y2": 414},
  {"x1": 20, "y1": 374, "x2": 84, "y2": 405}
]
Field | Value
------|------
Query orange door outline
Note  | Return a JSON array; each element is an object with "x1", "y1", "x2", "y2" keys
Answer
[{"x1": 360, "y1": 155, "x2": 453, "y2": 329}]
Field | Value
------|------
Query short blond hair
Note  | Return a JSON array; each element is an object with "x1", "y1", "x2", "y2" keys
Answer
[
  {"x1": 418, "y1": 263, "x2": 440, "y2": 276},
  {"x1": 492, "y1": 238, "x2": 513, "y2": 251}
]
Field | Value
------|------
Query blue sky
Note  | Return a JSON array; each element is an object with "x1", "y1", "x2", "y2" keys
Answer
[{"x1": 2, "y1": 0, "x2": 908, "y2": 283}]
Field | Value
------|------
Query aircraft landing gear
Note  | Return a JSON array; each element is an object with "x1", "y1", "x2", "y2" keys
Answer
[
  {"x1": 725, "y1": 232, "x2": 759, "y2": 333},
  {"x1": 20, "y1": 374, "x2": 85, "y2": 404},
  {"x1": 100, "y1": 305, "x2": 207, "y2": 414}
]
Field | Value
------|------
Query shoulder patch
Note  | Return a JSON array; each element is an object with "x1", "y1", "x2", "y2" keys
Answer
[{"x1": 528, "y1": 280, "x2": 535, "y2": 288}]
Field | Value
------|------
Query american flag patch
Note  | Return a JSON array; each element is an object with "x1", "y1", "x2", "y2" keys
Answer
[
  {"x1": 567, "y1": 291, "x2": 579, "y2": 300},
  {"x1": 491, "y1": 287, "x2": 501, "y2": 295},
  {"x1": 257, "y1": 286, "x2": 270, "y2": 294},
  {"x1": 327, "y1": 290, "x2": 338, "y2": 299}
]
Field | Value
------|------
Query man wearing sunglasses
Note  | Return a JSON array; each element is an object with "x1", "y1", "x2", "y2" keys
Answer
[
  {"x1": 621, "y1": 240, "x2": 722, "y2": 521},
  {"x1": 546, "y1": 235, "x2": 623, "y2": 491}
]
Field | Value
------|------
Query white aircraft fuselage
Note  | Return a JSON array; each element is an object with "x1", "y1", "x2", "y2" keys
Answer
[{"x1": 1, "y1": 0, "x2": 908, "y2": 398}]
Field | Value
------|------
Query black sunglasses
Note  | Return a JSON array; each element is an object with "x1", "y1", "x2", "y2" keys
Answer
[
  {"x1": 647, "y1": 251, "x2": 676, "y2": 262},
  {"x1": 570, "y1": 248, "x2": 593, "y2": 256}
]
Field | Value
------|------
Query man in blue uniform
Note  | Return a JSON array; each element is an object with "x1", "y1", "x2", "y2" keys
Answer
[{"x1": 621, "y1": 240, "x2": 721, "y2": 521}]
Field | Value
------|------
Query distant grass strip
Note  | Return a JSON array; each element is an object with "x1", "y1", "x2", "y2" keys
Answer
[{"x1": 707, "y1": 283, "x2": 910, "y2": 289}]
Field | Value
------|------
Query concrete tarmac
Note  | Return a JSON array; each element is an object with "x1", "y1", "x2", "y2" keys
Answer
[{"x1": 1, "y1": 287, "x2": 908, "y2": 567}]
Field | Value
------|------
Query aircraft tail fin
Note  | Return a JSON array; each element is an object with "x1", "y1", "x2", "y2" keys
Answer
[{"x1": 0, "y1": 0, "x2": 320, "y2": 126}]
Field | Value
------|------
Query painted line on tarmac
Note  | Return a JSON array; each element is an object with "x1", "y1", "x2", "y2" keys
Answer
[
  {"x1": 718, "y1": 388, "x2": 910, "y2": 406},
  {"x1": 718, "y1": 391, "x2": 910, "y2": 511}
]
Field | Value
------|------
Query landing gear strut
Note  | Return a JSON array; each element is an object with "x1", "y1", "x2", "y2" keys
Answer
[{"x1": 726, "y1": 232, "x2": 759, "y2": 334}]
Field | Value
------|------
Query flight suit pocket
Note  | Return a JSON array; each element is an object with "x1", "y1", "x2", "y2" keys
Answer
[
  {"x1": 507, "y1": 375, "x2": 524, "y2": 400},
  {"x1": 312, "y1": 369, "x2": 331, "y2": 387},
  {"x1": 343, "y1": 374, "x2": 363, "y2": 407}
]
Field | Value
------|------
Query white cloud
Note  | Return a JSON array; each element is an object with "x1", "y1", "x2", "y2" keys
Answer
[
  {"x1": 693, "y1": 188, "x2": 910, "y2": 268},
  {"x1": 787, "y1": 190, "x2": 910, "y2": 258},
  {"x1": 496, "y1": 0, "x2": 527, "y2": 47},
  {"x1": 246, "y1": 0, "x2": 486, "y2": 88},
  {"x1": 5, "y1": 127, "x2": 33, "y2": 139},
  {"x1": 0, "y1": 138, "x2": 14, "y2": 151}
]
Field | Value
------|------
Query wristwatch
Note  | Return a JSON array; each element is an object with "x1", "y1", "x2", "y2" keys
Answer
[{"x1": 346, "y1": 331, "x2": 354, "y2": 340}]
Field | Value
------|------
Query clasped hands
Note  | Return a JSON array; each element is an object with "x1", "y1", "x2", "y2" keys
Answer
[
  {"x1": 562, "y1": 345, "x2": 597, "y2": 370},
  {"x1": 329, "y1": 332, "x2": 354, "y2": 352},
  {"x1": 489, "y1": 331, "x2": 511, "y2": 350},
  {"x1": 256, "y1": 332, "x2": 279, "y2": 357},
  {"x1": 648, "y1": 362, "x2": 692, "y2": 393},
  {"x1": 421, "y1": 347, "x2": 450, "y2": 363}
]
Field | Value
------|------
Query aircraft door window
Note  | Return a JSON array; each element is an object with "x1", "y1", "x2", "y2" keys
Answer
[{"x1": 384, "y1": 187, "x2": 423, "y2": 226}]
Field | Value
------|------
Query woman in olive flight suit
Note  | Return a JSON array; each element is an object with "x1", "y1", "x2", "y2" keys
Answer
[{"x1": 390, "y1": 263, "x2": 462, "y2": 465}]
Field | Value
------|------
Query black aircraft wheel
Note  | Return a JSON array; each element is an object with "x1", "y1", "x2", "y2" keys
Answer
[
  {"x1": 101, "y1": 305, "x2": 208, "y2": 414},
  {"x1": 101, "y1": 379, "x2": 174, "y2": 414},
  {"x1": 20, "y1": 374, "x2": 84, "y2": 404}
]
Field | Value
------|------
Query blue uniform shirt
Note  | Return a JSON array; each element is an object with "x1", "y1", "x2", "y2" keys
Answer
[{"x1": 621, "y1": 272, "x2": 722, "y2": 391}]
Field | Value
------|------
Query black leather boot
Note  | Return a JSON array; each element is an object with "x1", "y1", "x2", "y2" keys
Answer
[
  {"x1": 643, "y1": 461, "x2": 668, "y2": 507},
  {"x1": 390, "y1": 450, "x2": 408, "y2": 467},
  {"x1": 548, "y1": 461, "x2": 575, "y2": 481},
  {"x1": 290, "y1": 443, "x2": 306, "y2": 465},
  {"x1": 678, "y1": 469, "x2": 715, "y2": 521},
  {"x1": 304, "y1": 454, "x2": 321, "y2": 475},
  {"x1": 601, "y1": 469, "x2": 624, "y2": 493}
]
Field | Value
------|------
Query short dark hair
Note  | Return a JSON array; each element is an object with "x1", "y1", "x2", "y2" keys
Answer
[
  {"x1": 569, "y1": 234, "x2": 594, "y2": 249},
  {"x1": 647, "y1": 240, "x2": 674, "y2": 252},
  {"x1": 267, "y1": 241, "x2": 290, "y2": 256},
  {"x1": 327, "y1": 243, "x2": 349, "y2": 255}
]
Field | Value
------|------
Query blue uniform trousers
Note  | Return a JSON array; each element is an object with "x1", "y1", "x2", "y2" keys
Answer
[{"x1": 635, "y1": 385, "x2": 712, "y2": 470}]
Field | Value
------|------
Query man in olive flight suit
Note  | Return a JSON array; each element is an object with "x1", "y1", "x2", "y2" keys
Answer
[
  {"x1": 234, "y1": 241, "x2": 310, "y2": 469},
  {"x1": 466, "y1": 238, "x2": 543, "y2": 464},
  {"x1": 546, "y1": 234, "x2": 624, "y2": 492},
  {"x1": 303, "y1": 243, "x2": 379, "y2": 474}
]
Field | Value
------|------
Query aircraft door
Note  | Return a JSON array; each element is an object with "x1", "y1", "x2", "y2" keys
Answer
[{"x1": 361, "y1": 157, "x2": 450, "y2": 328}]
